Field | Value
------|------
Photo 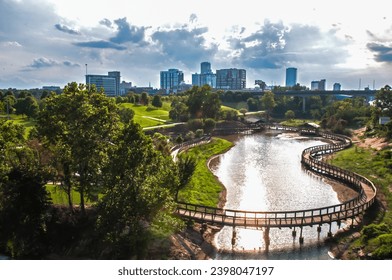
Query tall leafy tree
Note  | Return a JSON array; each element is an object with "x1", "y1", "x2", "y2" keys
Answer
[
  {"x1": 175, "y1": 155, "x2": 196, "y2": 201},
  {"x1": 0, "y1": 165, "x2": 51, "y2": 259},
  {"x1": 96, "y1": 122, "x2": 178, "y2": 258},
  {"x1": 261, "y1": 91, "x2": 276, "y2": 122},
  {"x1": 37, "y1": 82, "x2": 120, "y2": 213}
]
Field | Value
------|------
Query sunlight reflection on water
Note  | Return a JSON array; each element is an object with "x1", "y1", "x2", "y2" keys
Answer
[{"x1": 213, "y1": 133, "x2": 343, "y2": 259}]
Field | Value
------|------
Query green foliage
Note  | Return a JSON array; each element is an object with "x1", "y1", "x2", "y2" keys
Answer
[
  {"x1": 152, "y1": 95, "x2": 163, "y2": 108},
  {"x1": 37, "y1": 82, "x2": 120, "y2": 212},
  {"x1": 178, "y1": 138, "x2": 233, "y2": 207},
  {"x1": 118, "y1": 107, "x2": 135, "y2": 124},
  {"x1": 371, "y1": 234, "x2": 392, "y2": 259},
  {"x1": 186, "y1": 85, "x2": 221, "y2": 119},
  {"x1": 332, "y1": 145, "x2": 392, "y2": 257},
  {"x1": 175, "y1": 156, "x2": 197, "y2": 201},
  {"x1": 96, "y1": 122, "x2": 178, "y2": 259},
  {"x1": 285, "y1": 110, "x2": 295, "y2": 120},
  {"x1": 0, "y1": 166, "x2": 51, "y2": 259},
  {"x1": 362, "y1": 223, "x2": 390, "y2": 242}
]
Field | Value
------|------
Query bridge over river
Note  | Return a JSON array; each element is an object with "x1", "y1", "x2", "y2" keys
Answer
[{"x1": 174, "y1": 127, "x2": 377, "y2": 247}]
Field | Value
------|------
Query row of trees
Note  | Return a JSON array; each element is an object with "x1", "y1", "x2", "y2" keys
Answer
[{"x1": 0, "y1": 82, "x2": 196, "y2": 259}]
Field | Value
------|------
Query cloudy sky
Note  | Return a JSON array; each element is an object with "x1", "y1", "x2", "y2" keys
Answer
[{"x1": 1, "y1": 0, "x2": 392, "y2": 90}]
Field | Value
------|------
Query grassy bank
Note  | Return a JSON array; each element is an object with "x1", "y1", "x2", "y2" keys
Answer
[
  {"x1": 330, "y1": 145, "x2": 392, "y2": 258},
  {"x1": 119, "y1": 103, "x2": 171, "y2": 128},
  {"x1": 177, "y1": 137, "x2": 233, "y2": 207}
]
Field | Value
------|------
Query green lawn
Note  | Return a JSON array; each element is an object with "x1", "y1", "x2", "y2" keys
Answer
[
  {"x1": 177, "y1": 138, "x2": 233, "y2": 207},
  {"x1": 46, "y1": 184, "x2": 96, "y2": 206},
  {"x1": 119, "y1": 103, "x2": 171, "y2": 128},
  {"x1": 0, "y1": 114, "x2": 36, "y2": 138}
]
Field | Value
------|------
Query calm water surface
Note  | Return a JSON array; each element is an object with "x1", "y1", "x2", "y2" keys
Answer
[{"x1": 212, "y1": 132, "x2": 343, "y2": 260}]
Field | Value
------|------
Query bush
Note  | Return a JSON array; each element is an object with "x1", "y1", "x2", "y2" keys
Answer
[{"x1": 361, "y1": 223, "x2": 390, "y2": 242}]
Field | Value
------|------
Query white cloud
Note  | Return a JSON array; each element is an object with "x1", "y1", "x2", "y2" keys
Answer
[{"x1": 1, "y1": 0, "x2": 392, "y2": 89}]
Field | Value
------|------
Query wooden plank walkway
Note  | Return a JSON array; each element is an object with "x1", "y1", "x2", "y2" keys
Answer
[{"x1": 175, "y1": 129, "x2": 377, "y2": 231}]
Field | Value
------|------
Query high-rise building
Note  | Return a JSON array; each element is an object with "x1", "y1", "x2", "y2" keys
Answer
[
  {"x1": 216, "y1": 68, "x2": 246, "y2": 90},
  {"x1": 311, "y1": 79, "x2": 326, "y2": 91},
  {"x1": 333, "y1": 83, "x2": 341, "y2": 91},
  {"x1": 285, "y1": 67, "x2": 297, "y2": 87},
  {"x1": 160, "y1": 69, "x2": 184, "y2": 94},
  {"x1": 192, "y1": 62, "x2": 217, "y2": 88},
  {"x1": 86, "y1": 71, "x2": 121, "y2": 96},
  {"x1": 200, "y1": 62, "x2": 212, "y2": 74}
]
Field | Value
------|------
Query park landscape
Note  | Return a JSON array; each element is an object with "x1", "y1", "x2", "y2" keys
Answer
[{"x1": 0, "y1": 83, "x2": 392, "y2": 260}]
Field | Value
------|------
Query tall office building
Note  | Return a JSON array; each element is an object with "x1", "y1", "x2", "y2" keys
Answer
[
  {"x1": 216, "y1": 68, "x2": 246, "y2": 90},
  {"x1": 200, "y1": 62, "x2": 212, "y2": 74},
  {"x1": 86, "y1": 71, "x2": 121, "y2": 96},
  {"x1": 311, "y1": 79, "x2": 326, "y2": 91},
  {"x1": 285, "y1": 67, "x2": 297, "y2": 87},
  {"x1": 333, "y1": 83, "x2": 341, "y2": 91},
  {"x1": 160, "y1": 69, "x2": 184, "y2": 94},
  {"x1": 192, "y1": 62, "x2": 216, "y2": 88}
]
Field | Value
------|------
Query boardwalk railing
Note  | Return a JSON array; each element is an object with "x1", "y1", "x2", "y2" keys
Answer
[{"x1": 175, "y1": 127, "x2": 377, "y2": 231}]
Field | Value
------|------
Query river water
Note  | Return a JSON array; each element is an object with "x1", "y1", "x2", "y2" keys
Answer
[{"x1": 211, "y1": 131, "x2": 343, "y2": 260}]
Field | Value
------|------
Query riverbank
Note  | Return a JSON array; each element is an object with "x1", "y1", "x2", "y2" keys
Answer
[{"x1": 167, "y1": 130, "x2": 369, "y2": 260}]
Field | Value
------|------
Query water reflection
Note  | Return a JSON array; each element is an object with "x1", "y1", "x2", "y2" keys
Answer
[{"x1": 212, "y1": 132, "x2": 342, "y2": 259}]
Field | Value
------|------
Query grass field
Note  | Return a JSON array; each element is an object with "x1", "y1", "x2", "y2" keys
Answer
[
  {"x1": 119, "y1": 103, "x2": 171, "y2": 128},
  {"x1": 46, "y1": 184, "x2": 96, "y2": 206},
  {"x1": 0, "y1": 114, "x2": 36, "y2": 138},
  {"x1": 177, "y1": 138, "x2": 233, "y2": 207}
]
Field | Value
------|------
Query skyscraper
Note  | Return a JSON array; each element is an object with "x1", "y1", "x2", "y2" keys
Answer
[
  {"x1": 285, "y1": 67, "x2": 297, "y2": 87},
  {"x1": 86, "y1": 71, "x2": 121, "y2": 96},
  {"x1": 192, "y1": 62, "x2": 216, "y2": 88},
  {"x1": 200, "y1": 62, "x2": 212, "y2": 74},
  {"x1": 160, "y1": 69, "x2": 184, "y2": 93},
  {"x1": 216, "y1": 68, "x2": 246, "y2": 90}
]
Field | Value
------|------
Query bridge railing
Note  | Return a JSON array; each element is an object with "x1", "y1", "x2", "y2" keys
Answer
[
  {"x1": 175, "y1": 127, "x2": 377, "y2": 228},
  {"x1": 301, "y1": 131, "x2": 377, "y2": 214}
]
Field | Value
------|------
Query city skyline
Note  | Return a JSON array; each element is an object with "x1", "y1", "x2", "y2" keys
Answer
[{"x1": 1, "y1": 0, "x2": 392, "y2": 90}]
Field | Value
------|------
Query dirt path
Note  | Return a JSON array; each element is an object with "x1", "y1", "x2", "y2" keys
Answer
[{"x1": 351, "y1": 127, "x2": 389, "y2": 150}]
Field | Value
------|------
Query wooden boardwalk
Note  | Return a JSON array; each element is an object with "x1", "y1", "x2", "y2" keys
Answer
[{"x1": 175, "y1": 129, "x2": 377, "y2": 236}]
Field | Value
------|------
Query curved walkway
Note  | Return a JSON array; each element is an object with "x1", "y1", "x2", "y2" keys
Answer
[{"x1": 175, "y1": 128, "x2": 377, "y2": 232}]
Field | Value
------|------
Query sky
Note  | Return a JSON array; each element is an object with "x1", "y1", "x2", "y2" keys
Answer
[{"x1": 1, "y1": 0, "x2": 392, "y2": 90}]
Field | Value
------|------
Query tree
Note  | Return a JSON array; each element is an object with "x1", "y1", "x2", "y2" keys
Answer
[
  {"x1": 37, "y1": 82, "x2": 120, "y2": 213},
  {"x1": 261, "y1": 92, "x2": 276, "y2": 122},
  {"x1": 96, "y1": 122, "x2": 178, "y2": 258},
  {"x1": 285, "y1": 110, "x2": 295, "y2": 120},
  {"x1": 202, "y1": 91, "x2": 221, "y2": 119},
  {"x1": 169, "y1": 99, "x2": 189, "y2": 122},
  {"x1": 175, "y1": 156, "x2": 196, "y2": 201},
  {"x1": 239, "y1": 108, "x2": 248, "y2": 117},
  {"x1": 118, "y1": 107, "x2": 135, "y2": 124},
  {"x1": 0, "y1": 165, "x2": 51, "y2": 259},
  {"x1": 141, "y1": 92, "x2": 149, "y2": 106},
  {"x1": 375, "y1": 85, "x2": 392, "y2": 118},
  {"x1": 152, "y1": 95, "x2": 163, "y2": 108},
  {"x1": 15, "y1": 96, "x2": 39, "y2": 119}
]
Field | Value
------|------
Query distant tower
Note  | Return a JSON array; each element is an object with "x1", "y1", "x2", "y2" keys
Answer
[
  {"x1": 200, "y1": 62, "x2": 212, "y2": 74},
  {"x1": 333, "y1": 83, "x2": 341, "y2": 91},
  {"x1": 285, "y1": 67, "x2": 297, "y2": 87}
]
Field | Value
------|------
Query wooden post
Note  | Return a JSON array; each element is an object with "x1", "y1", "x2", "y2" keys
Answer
[
  {"x1": 299, "y1": 227, "x2": 304, "y2": 244},
  {"x1": 264, "y1": 227, "x2": 270, "y2": 252}
]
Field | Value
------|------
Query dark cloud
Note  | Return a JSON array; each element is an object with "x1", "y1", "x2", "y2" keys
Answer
[
  {"x1": 230, "y1": 21, "x2": 348, "y2": 69},
  {"x1": 99, "y1": 18, "x2": 113, "y2": 28},
  {"x1": 25, "y1": 57, "x2": 80, "y2": 70},
  {"x1": 367, "y1": 42, "x2": 392, "y2": 62},
  {"x1": 74, "y1": 40, "x2": 127, "y2": 50},
  {"x1": 152, "y1": 26, "x2": 218, "y2": 67},
  {"x1": 54, "y1": 24, "x2": 80, "y2": 35},
  {"x1": 110, "y1": 17, "x2": 147, "y2": 44},
  {"x1": 189, "y1": 14, "x2": 198, "y2": 23}
]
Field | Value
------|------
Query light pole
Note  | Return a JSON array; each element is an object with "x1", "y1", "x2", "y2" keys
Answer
[{"x1": 85, "y1": 63, "x2": 90, "y2": 92}]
